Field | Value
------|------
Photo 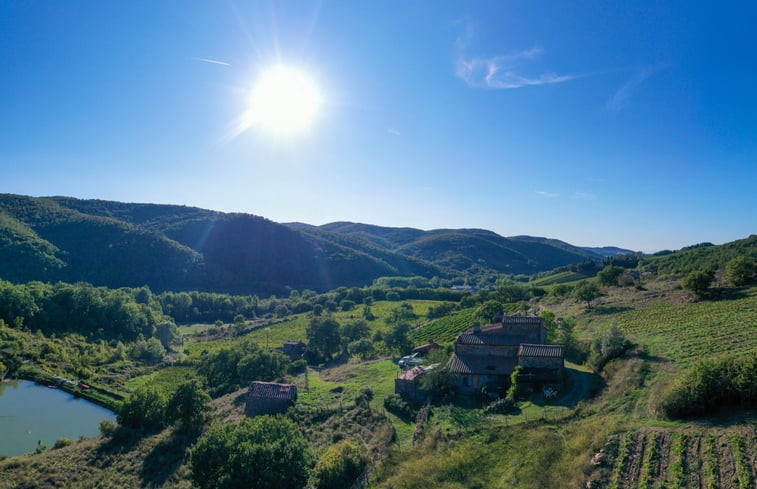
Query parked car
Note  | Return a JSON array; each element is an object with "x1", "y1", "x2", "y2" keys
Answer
[{"x1": 398, "y1": 352, "x2": 423, "y2": 368}]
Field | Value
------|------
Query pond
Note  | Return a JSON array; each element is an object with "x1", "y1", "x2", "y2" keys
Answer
[{"x1": 0, "y1": 380, "x2": 117, "y2": 457}]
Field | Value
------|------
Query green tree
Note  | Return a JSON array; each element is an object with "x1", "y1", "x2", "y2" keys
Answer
[
  {"x1": 573, "y1": 280, "x2": 600, "y2": 308},
  {"x1": 237, "y1": 348, "x2": 289, "y2": 384},
  {"x1": 388, "y1": 302, "x2": 416, "y2": 324},
  {"x1": 348, "y1": 338, "x2": 375, "y2": 360},
  {"x1": 117, "y1": 386, "x2": 167, "y2": 430},
  {"x1": 725, "y1": 256, "x2": 756, "y2": 286},
  {"x1": 310, "y1": 441, "x2": 366, "y2": 489},
  {"x1": 307, "y1": 317, "x2": 342, "y2": 361},
  {"x1": 474, "y1": 299, "x2": 502, "y2": 324},
  {"x1": 166, "y1": 380, "x2": 211, "y2": 433},
  {"x1": 383, "y1": 321, "x2": 413, "y2": 354},
  {"x1": 597, "y1": 265, "x2": 625, "y2": 287},
  {"x1": 189, "y1": 416, "x2": 312, "y2": 489},
  {"x1": 682, "y1": 270, "x2": 714, "y2": 300},
  {"x1": 539, "y1": 309, "x2": 558, "y2": 343},
  {"x1": 341, "y1": 320, "x2": 370, "y2": 343}
]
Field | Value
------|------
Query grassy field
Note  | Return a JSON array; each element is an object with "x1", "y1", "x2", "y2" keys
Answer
[
  {"x1": 575, "y1": 284, "x2": 757, "y2": 367},
  {"x1": 530, "y1": 270, "x2": 595, "y2": 286}
]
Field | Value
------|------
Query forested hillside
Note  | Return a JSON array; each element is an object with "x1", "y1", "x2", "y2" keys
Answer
[{"x1": 0, "y1": 194, "x2": 629, "y2": 295}]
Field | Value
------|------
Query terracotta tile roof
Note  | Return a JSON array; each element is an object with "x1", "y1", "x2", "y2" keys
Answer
[
  {"x1": 518, "y1": 344, "x2": 564, "y2": 358},
  {"x1": 399, "y1": 365, "x2": 428, "y2": 381},
  {"x1": 463, "y1": 315, "x2": 544, "y2": 335},
  {"x1": 447, "y1": 354, "x2": 516, "y2": 376},
  {"x1": 247, "y1": 381, "x2": 297, "y2": 400},
  {"x1": 456, "y1": 334, "x2": 518, "y2": 346}
]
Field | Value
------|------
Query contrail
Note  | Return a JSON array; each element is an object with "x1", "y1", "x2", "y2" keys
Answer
[{"x1": 193, "y1": 57, "x2": 231, "y2": 67}]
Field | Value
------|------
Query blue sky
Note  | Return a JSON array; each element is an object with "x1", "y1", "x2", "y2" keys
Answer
[{"x1": 1, "y1": 1, "x2": 755, "y2": 251}]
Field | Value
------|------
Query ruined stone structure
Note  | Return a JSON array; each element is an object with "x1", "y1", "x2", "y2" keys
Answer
[{"x1": 245, "y1": 381, "x2": 298, "y2": 417}]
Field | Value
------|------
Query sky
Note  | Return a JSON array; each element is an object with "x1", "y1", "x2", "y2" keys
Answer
[{"x1": 1, "y1": 1, "x2": 755, "y2": 252}]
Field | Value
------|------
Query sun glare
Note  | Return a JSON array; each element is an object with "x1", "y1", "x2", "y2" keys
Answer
[{"x1": 245, "y1": 66, "x2": 321, "y2": 135}]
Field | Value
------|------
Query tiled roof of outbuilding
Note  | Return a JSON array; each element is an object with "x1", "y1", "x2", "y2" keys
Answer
[
  {"x1": 518, "y1": 344, "x2": 564, "y2": 358},
  {"x1": 447, "y1": 354, "x2": 516, "y2": 376},
  {"x1": 248, "y1": 381, "x2": 297, "y2": 400}
]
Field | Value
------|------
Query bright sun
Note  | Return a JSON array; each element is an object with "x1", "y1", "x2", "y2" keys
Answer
[{"x1": 245, "y1": 66, "x2": 321, "y2": 135}]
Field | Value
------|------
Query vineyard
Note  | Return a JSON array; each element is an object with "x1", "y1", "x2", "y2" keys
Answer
[
  {"x1": 589, "y1": 427, "x2": 757, "y2": 489},
  {"x1": 601, "y1": 287, "x2": 757, "y2": 366},
  {"x1": 409, "y1": 307, "x2": 477, "y2": 344}
]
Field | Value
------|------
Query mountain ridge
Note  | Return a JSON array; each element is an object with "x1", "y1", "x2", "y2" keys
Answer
[{"x1": 0, "y1": 194, "x2": 636, "y2": 294}]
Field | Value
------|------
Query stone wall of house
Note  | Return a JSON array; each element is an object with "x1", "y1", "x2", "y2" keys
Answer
[
  {"x1": 245, "y1": 397, "x2": 291, "y2": 417},
  {"x1": 518, "y1": 356, "x2": 563, "y2": 369}
]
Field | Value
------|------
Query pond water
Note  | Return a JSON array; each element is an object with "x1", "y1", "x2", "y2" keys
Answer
[{"x1": 0, "y1": 380, "x2": 117, "y2": 457}]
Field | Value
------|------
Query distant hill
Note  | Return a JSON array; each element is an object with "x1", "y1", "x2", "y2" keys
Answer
[
  {"x1": 642, "y1": 234, "x2": 757, "y2": 276},
  {"x1": 580, "y1": 245, "x2": 637, "y2": 257},
  {"x1": 0, "y1": 194, "x2": 637, "y2": 294}
]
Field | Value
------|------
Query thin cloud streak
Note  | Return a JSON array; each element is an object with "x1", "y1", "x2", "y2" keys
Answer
[
  {"x1": 607, "y1": 64, "x2": 666, "y2": 111},
  {"x1": 455, "y1": 21, "x2": 578, "y2": 89},
  {"x1": 536, "y1": 190, "x2": 559, "y2": 198},
  {"x1": 193, "y1": 57, "x2": 231, "y2": 67}
]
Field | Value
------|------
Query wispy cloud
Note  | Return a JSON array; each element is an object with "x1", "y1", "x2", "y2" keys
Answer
[
  {"x1": 607, "y1": 64, "x2": 665, "y2": 111},
  {"x1": 387, "y1": 128, "x2": 401, "y2": 136},
  {"x1": 536, "y1": 190, "x2": 560, "y2": 198},
  {"x1": 455, "y1": 22, "x2": 577, "y2": 89},
  {"x1": 193, "y1": 57, "x2": 231, "y2": 67}
]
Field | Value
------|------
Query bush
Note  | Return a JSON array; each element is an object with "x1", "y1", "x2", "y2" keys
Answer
[
  {"x1": 589, "y1": 324, "x2": 631, "y2": 370},
  {"x1": 725, "y1": 256, "x2": 756, "y2": 286},
  {"x1": 682, "y1": 270, "x2": 714, "y2": 300},
  {"x1": 53, "y1": 437, "x2": 73, "y2": 449},
  {"x1": 288, "y1": 359, "x2": 307, "y2": 374},
  {"x1": 348, "y1": 338, "x2": 375, "y2": 360},
  {"x1": 484, "y1": 397, "x2": 518, "y2": 415},
  {"x1": 190, "y1": 416, "x2": 312, "y2": 489},
  {"x1": 117, "y1": 386, "x2": 167, "y2": 430},
  {"x1": 99, "y1": 420, "x2": 117, "y2": 437},
  {"x1": 383, "y1": 393, "x2": 415, "y2": 420},
  {"x1": 310, "y1": 441, "x2": 366, "y2": 489},
  {"x1": 660, "y1": 353, "x2": 757, "y2": 418}
]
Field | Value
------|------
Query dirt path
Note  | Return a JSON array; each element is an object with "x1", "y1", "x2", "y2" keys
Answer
[{"x1": 559, "y1": 366, "x2": 594, "y2": 408}]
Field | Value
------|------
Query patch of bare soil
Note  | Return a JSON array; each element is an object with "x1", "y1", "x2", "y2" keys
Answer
[
  {"x1": 655, "y1": 431, "x2": 675, "y2": 487},
  {"x1": 716, "y1": 434, "x2": 738, "y2": 489},
  {"x1": 685, "y1": 434, "x2": 703, "y2": 489},
  {"x1": 620, "y1": 431, "x2": 646, "y2": 488}
]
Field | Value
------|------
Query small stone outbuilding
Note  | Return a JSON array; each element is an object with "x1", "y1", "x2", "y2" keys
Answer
[
  {"x1": 394, "y1": 365, "x2": 434, "y2": 402},
  {"x1": 245, "y1": 381, "x2": 298, "y2": 417},
  {"x1": 517, "y1": 344, "x2": 564, "y2": 382},
  {"x1": 283, "y1": 340, "x2": 307, "y2": 360}
]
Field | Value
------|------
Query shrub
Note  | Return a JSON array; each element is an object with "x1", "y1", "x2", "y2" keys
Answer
[
  {"x1": 589, "y1": 324, "x2": 631, "y2": 370},
  {"x1": 383, "y1": 393, "x2": 415, "y2": 420},
  {"x1": 310, "y1": 441, "x2": 366, "y2": 489},
  {"x1": 53, "y1": 438, "x2": 73, "y2": 449},
  {"x1": 190, "y1": 416, "x2": 312, "y2": 489},
  {"x1": 99, "y1": 420, "x2": 117, "y2": 437},
  {"x1": 484, "y1": 397, "x2": 518, "y2": 415},
  {"x1": 660, "y1": 353, "x2": 757, "y2": 418},
  {"x1": 682, "y1": 269, "x2": 714, "y2": 300},
  {"x1": 725, "y1": 256, "x2": 756, "y2": 286}
]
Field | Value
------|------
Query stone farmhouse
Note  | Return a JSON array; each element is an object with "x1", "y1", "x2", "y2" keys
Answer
[
  {"x1": 245, "y1": 381, "x2": 298, "y2": 417},
  {"x1": 447, "y1": 315, "x2": 563, "y2": 395}
]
